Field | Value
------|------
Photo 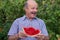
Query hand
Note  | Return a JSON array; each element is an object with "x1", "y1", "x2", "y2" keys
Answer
[
  {"x1": 34, "y1": 34, "x2": 45, "y2": 40},
  {"x1": 18, "y1": 31, "x2": 27, "y2": 38}
]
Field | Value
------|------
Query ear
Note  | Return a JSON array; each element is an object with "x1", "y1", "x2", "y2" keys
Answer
[{"x1": 23, "y1": 7, "x2": 28, "y2": 12}]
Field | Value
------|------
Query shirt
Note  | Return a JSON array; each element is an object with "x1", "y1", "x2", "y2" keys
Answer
[{"x1": 8, "y1": 15, "x2": 48, "y2": 40}]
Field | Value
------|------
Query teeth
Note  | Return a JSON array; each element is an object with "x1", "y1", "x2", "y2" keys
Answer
[{"x1": 31, "y1": 12, "x2": 36, "y2": 14}]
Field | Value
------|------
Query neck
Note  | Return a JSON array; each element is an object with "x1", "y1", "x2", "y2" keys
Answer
[{"x1": 26, "y1": 15, "x2": 34, "y2": 20}]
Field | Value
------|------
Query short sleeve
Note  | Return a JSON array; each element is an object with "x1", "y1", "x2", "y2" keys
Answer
[
  {"x1": 41, "y1": 21, "x2": 48, "y2": 36},
  {"x1": 8, "y1": 19, "x2": 19, "y2": 35}
]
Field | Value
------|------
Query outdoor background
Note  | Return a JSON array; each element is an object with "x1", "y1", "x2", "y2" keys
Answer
[{"x1": 0, "y1": 0, "x2": 60, "y2": 40}]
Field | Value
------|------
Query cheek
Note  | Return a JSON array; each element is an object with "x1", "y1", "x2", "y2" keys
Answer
[{"x1": 29, "y1": 9, "x2": 33, "y2": 12}]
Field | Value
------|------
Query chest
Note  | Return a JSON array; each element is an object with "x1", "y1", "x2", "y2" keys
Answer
[{"x1": 18, "y1": 20, "x2": 42, "y2": 32}]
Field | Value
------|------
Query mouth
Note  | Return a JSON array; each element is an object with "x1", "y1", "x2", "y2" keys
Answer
[{"x1": 31, "y1": 12, "x2": 37, "y2": 14}]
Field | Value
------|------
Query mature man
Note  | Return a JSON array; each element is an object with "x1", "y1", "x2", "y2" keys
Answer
[{"x1": 8, "y1": 0, "x2": 49, "y2": 40}]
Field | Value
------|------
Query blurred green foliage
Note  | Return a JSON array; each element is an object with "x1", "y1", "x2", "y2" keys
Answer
[{"x1": 0, "y1": 0, "x2": 60, "y2": 40}]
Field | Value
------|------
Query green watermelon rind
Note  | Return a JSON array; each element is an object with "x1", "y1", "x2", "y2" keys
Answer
[{"x1": 22, "y1": 27, "x2": 41, "y2": 37}]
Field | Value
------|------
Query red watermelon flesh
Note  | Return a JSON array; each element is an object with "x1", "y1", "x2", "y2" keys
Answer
[{"x1": 23, "y1": 27, "x2": 41, "y2": 36}]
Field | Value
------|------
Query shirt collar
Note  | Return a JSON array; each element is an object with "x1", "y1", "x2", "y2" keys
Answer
[
  {"x1": 22, "y1": 15, "x2": 38, "y2": 21},
  {"x1": 22, "y1": 15, "x2": 26, "y2": 21}
]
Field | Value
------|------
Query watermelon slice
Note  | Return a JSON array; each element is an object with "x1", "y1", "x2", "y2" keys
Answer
[{"x1": 23, "y1": 27, "x2": 41, "y2": 37}]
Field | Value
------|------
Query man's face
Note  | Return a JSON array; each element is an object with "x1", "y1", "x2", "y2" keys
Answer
[{"x1": 25, "y1": 2, "x2": 38, "y2": 19}]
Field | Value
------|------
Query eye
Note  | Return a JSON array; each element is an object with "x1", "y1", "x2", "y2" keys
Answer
[{"x1": 31, "y1": 7, "x2": 38, "y2": 10}]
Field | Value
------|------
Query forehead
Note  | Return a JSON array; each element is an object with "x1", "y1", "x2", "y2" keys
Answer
[{"x1": 27, "y1": 1, "x2": 38, "y2": 8}]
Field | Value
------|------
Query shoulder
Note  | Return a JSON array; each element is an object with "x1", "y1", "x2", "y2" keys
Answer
[
  {"x1": 13, "y1": 16, "x2": 24, "y2": 23},
  {"x1": 37, "y1": 18, "x2": 45, "y2": 23},
  {"x1": 37, "y1": 18, "x2": 46, "y2": 27}
]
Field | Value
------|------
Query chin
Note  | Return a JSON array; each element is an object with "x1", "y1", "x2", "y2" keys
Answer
[{"x1": 31, "y1": 16, "x2": 35, "y2": 18}]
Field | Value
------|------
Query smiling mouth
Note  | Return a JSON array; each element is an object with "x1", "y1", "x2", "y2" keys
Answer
[{"x1": 31, "y1": 12, "x2": 37, "y2": 14}]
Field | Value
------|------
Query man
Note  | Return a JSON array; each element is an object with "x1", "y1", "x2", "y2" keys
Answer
[{"x1": 8, "y1": 0, "x2": 49, "y2": 40}]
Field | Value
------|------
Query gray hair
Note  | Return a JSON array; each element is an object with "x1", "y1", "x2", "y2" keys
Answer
[
  {"x1": 24, "y1": 1, "x2": 28, "y2": 8},
  {"x1": 24, "y1": 0, "x2": 36, "y2": 8}
]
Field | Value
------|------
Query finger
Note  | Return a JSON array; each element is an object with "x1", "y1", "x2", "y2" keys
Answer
[
  {"x1": 19, "y1": 31, "x2": 27, "y2": 38},
  {"x1": 20, "y1": 36, "x2": 26, "y2": 38},
  {"x1": 38, "y1": 34, "x2": 44, "y2": 36},
  {"x1": 19, "y1": 34, "x2": 27, "y2": 38},
  {"x1": 34, "y1": 34, "x2": 45, "y2": 39}
]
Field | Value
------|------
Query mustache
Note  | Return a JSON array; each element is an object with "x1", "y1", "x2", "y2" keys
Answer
[{"x1": 31, "y1": 12, "x2": 37, "y2": 14}]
